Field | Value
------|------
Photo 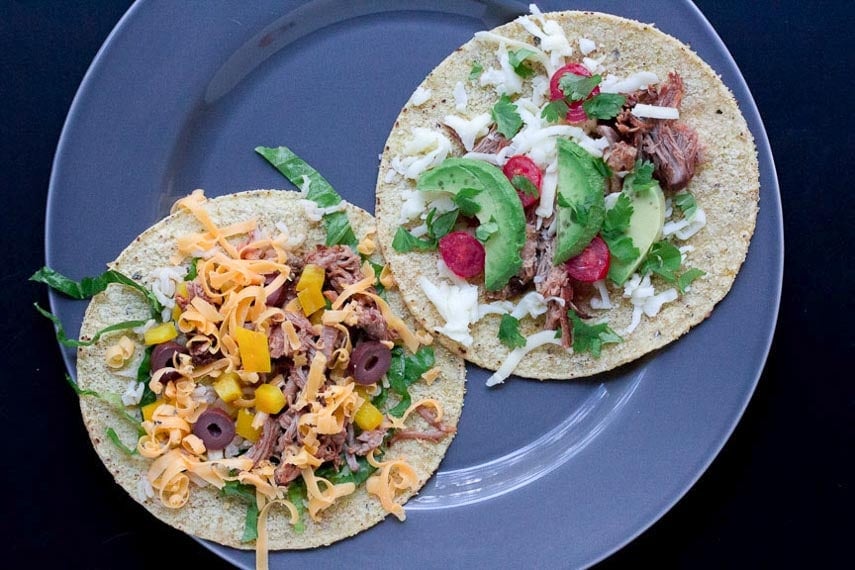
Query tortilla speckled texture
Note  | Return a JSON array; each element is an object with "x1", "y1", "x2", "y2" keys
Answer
[
  {"x1": 76, "y1": 190, "x2": 465, "y2": 549},
  {"x1": 374, "y1": 11, "x2": 759, "y2": 379}
]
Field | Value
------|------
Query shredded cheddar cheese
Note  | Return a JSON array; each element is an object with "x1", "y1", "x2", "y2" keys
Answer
[{"x1": 365, "y1": 451, "x2": 420, "y2": 521}]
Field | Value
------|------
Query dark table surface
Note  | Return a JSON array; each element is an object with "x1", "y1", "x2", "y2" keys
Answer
[{"x1": 2, "y1": 1, "x2": 851, "y2": 568}]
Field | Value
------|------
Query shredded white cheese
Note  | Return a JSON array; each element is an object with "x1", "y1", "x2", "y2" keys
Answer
[
  {"x1": 444, "y1": 113, "x2": 492, "y2": 152},
  {"x1": 663, "y1": 207, "x2": 707, "y2": 240},
  {"x1": 479, "y1": 42, "x2": 524, "y2": 95},
  {"x1": 453, "y1": 81, "x2": 468, "y2": 111},
  {"x1": 300, "y1": 199, "x2": 347, "y2": 222},
  {"x1": 390, "y1": 128, "x2": 452, "y2": 180},
  {"x1": 590, "y1": 280, "x2": 613, "y2": 310},
  {"x1": 599, "y1": 71, "x2": 660, "y2": 94},
  {"x1": 418, "y1": 277, "x2": 480, "y2": 347},
  {"x1": 578, "y1": 37, "x2": 596, "y2": 55},
  {"x1": 121, "y1": 380, "x2": 145, "y2": 407},
  {"x1": 408, "y1": 86, "x2": 432, "y2": 107},
  {"x1": 621, "y1": 273, "x2": 679, "y2": 335},
  {"x1": 631, "y1": 104, "x2": 680, "y2": 120},
  {"x1": 486, "y1": 330, "x2": 564, "y2": 386}
]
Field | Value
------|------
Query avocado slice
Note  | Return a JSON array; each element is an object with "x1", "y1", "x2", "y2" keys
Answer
[
  {"x1": 417, "y1": 158, "x2": 525, "y2": 291},
  {"x1": 607, "y1": 182, "x2": 667, "y2": 285},
  {"x1": 553, "y1": 138, "x2": 606, "y2": 265}
]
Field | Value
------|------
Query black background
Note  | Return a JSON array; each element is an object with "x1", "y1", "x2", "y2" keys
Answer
[{"x1": 2, "y1": 1, "x2": 851, "y2": 568}]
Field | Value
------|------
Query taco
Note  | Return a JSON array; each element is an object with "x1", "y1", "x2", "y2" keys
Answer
[
  {"x1": 42, "y1": 183, "x2": 464, "y2": 558},
  {"x1": 374, "y1": 9, "x2": 759, "y2": 384}
]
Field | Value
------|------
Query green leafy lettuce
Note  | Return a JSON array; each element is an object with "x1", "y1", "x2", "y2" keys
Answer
[{"x1": 386, "y1": 346, "x2": 435, "y2": 417}]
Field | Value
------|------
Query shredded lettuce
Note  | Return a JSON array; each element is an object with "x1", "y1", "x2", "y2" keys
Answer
[
  {"x1": 255, "y1": 145, "x2": 358, "y2": 248},
  {"x1": 221, "y1": 480, "x2": 260, "y2": 542},
  {"x1": 106, "y1": 427, "x2": 137, "y2": 456},
  {"x1": 30, "y1": 267, "x2": 164, "y2": 318},
  {"x1": 387, "y1": 346, "x2": 435, "y2": 417}
]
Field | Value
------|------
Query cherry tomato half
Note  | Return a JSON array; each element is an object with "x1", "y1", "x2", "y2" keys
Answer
[
  {"x1": 549, "y1": 63, "x2": 600, "y2": 124},
  {"x1": 565, "y1": 235, "x2": 610, "y2": 282},
  {"x1": 439, "y1": 231, "x2": 486, "y2": 279},
  {"x1": 502, "y1": 155, "x2": 543, "y2": 209}
]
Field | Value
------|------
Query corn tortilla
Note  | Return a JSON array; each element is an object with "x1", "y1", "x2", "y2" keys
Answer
[
  {"x1": 76, "y1": 190, "x2": 465, "y2": 549},
  {"x1": 374, "y1": 11, "x2": 759, "y2": 379}
]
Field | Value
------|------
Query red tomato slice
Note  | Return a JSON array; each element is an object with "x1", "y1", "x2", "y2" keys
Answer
[
  {"x1": 565, "y1": 236, "x2": 610, "y2": 282},
  {"x1": 438, "y1": 231, "x2": 485, "y2": 279},
  {"x1": 549, "y1": 63, "x2": 600, "y2": 124},
  {"x1": 502, "y1": 155, "x2": 543, "y2": 209}
]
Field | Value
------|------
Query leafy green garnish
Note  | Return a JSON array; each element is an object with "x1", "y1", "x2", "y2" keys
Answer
[
  {"x1": 391, "y1": 227, "x2": 436, "y2": 253},
  {"x1": 557, "y1": 73, "x2": 602, "y2": 101},
  {"x1": 387, "y1": 346, "x2": 435, "y2": 417},
  {"x1": 568, "y1": 311, "x2": 622, "y2": 358},
  {"x1": 255, "y1": 145, "x2": 358, "y2": 248},
  {"x1": 65, "y1": 373, "x2": 99, "y2": 397},
  {"x1": 498, "y1": 314, "x2": 526, "y2": 349},
  {"x1": 639, "y1": 241, "x2": 682, "y2": 282},
  {"x1": 475, "y1": 219, "x2": 499, "y2": 242},
  {"x1": 582, "y1": 93, "x2": 626, "y2": 120},
  {"x1": 469, "y1": 61, "x2": 484, "y2": 81},
  {"x1": 184, "y1": 258, "x2": 199, "y2": 281},
  {"x1": 106, "y1": 427, "x2": 137, "y2": 456},
  {"x1": 600, "y1": 194, "x2": 639, "y2": 263},
  {"x1": 491, "y1": 94, "x2": 523, "y2": 139},
  {"x1": 673, "y1": 191, "x2": 698, "y2": 220},
  {"x1": 426, "y1": 208, "x2": 458, "y2": 240},
  {"x1": 541, "y1": 99, "x2": 570, "y2": 123},
  {"x1": 286, "y1": 482, "x2": 307, "y2": 534},
  {"x1": 30, "y1": 267, "x2": 164, "y2": 319},
  {"x1": 511, "y1": 175, "x2": 538, "y2": 197},
  {"x1": 622, "y1": 160, "x2": 656, "y2": 194},
  {"x1": 221, "y1": 480, "x2": 260, "y2": 543},
  {"x1": 317, "y1": 455, "x2": 377, "y2": 487},
  {"x1": 34, "y1": 303, "x2": 147, "y2": 348},
  {"x1": 677, "y1": 267, "x2": 706, "y2": 294},
  {"x1": 453, "y1": 188, "x2": 482, "y2": 216},
  {"x1": 508, "y1": 48, "x2": 537, "y2": 78},
  {"x1": 137, "y1": 346, "x2": 157, "y2": 407},
  {"x1": 556, "y1": 193, "x2": 571, "y2": 208}
]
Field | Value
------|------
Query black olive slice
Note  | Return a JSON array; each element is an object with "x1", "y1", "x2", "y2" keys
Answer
[
  {"x1": 192, "y1": 407, "x2": 236, "y2": 451},
  {"x1": 350, "y1": 341, "x2": 392, "y2": 385}
]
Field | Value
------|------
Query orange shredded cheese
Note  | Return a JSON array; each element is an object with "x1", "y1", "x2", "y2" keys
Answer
[
  {"x1": 105, "y1": 335, "x2": 135, "y2": 368},
  {"x1": 365, "y1": 451, "x2": 420, "y2": 521},
  {"x1": 301, "y1": 468, "x2": 356, "y2": 521}
]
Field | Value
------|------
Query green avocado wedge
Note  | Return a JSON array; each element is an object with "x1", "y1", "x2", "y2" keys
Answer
[
  {"x1": 418, "y1": 158, "x2": 525, "y2": 291},
  {"x1": 553, "y1": 138, "x2": 606, "y2": 265},
  {"x1": 607, "y1": 182, "x2": 667, "y2": 285}
]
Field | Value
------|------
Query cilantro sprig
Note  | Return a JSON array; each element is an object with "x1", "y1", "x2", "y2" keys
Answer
[
  {"x1": 600, "y1": 194, "x2": 639, "y2": 264},
  {"x1": 508, "y1": 48, "x2": 537, "y2": 78},
  {"x1": 498, "y1": 314, "x2": 526, "y2": 349},
  {"x1": 623, "y1": 160, "x2": 657, "y2": 194},
  {"x1": 639, "y1": 240, "x2": 706, "y2": 292},
  {"x1": 387, "y1": 346, "x2": 435, "y2": 417},
  {"x1": 491, "y1": 94, "x2": 523, "y2": 139},
  {"x1": 568, "y1": 311, "x2": 622, "y2": 358}
]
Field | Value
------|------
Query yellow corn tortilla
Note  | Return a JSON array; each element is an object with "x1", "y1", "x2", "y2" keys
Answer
[
  {"x1": 75, "y1": 190, "x2": 465, "y2": 549},
  {"x1": 374, "y1": 11, "x2": 759, "y2": 379}
]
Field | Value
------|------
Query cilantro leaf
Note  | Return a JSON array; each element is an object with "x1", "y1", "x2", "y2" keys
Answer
[
  {"x1": 511, "y1": 175, "x2": 538, "y2": 197},
  {"x1": 491, "y1": 94, "x2": 523, "y2": 139},
  {"x1": 541, "y1": 99, "x2": 569, "y2": 123},
  {"x1": 387, "y1": 346, "x2": 434, "y2": 417},
  {"x1": 453, "y1": 187, "x2": 482, "y2": 216},
  {"x1": 639, "y1": 241, "x2": 682, "y2": 282},
  {"x1": 30, "y1": 267, "x2": 164, "y2": 318},
  {"x1": 605, "y1": 235, "x2": 639, "y2": 264},
  {"x1": 498, "y1": 314, "x2": 526, "y2": 349},
  {"x1": 677, "y1": 267, "x2": 706, "y2": 294},
  {"x1": 582, "y1": 93, "x2": 626, "y2": 120},
  {"x1": 106, "y1": 427, "x2": 137, "y2": 456},
  {"x1": 255, "y1": 145, "x2": 358, "y2": 249},
  {"x1": 427, "y1": 208, "x2": 458, "y2": 240},
  {"x1": 469, "y1": 61, "x2": 484, "y2": 82},
  {"x1": 392, "y1": 227, "x2": 436, "y2": 253},
  {"x1": 568, "y1": 311, "x2": 622, "y2": 358},
  {"x1": 508, "y1": 48, "x2": 536, "y2": 78},
  {"x1": 673, "y1": 191, "x2": 698, "y2": 220},
  {"x1": 602, "y1": 193, "x2": 633, "y2": 237},
  {"x1": 557, "y1": 73, "x2": 601, "y2": 101},
  {"x1": 622, "y1": 159, "x2": 656, "y2": 194}
]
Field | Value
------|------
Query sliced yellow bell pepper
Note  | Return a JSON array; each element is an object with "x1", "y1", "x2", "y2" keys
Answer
[
  {"x1": 235, "y1": 408, "x2": 261, "y2": 442},
  {"x1": 213, "y1": 372, "x2": 242, "y2": 403},
  {"x1": 141, "y1": 400, "x2": 162, "y2": 422},
  {"x1": 297, "y1": 286, "x2": 326, "y2": 317},
  {"x1": 234, "y1": 326, "x2": 271, "y2": 373},
  {"x1": 144, "y1": 322, "x2": 178, "y2": 345},
  {"x1": 296, "y1": 264, "x2": 325, "y2": 292},
  {"x1": 354, "y1": 400, "x2": 384, "y2": 431},
  {"x1": 255, "y1": 384, "x2": 286, "y2": 414}
]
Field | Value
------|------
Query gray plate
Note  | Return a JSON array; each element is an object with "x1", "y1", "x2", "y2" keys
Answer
[{"x1": 46, "y1": 1, "x2": 782, "y2": 567}]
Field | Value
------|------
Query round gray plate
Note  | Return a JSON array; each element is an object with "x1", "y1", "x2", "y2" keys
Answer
[{"x1": 46, "y1": 1, "x2": 782, "y2": 567}]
